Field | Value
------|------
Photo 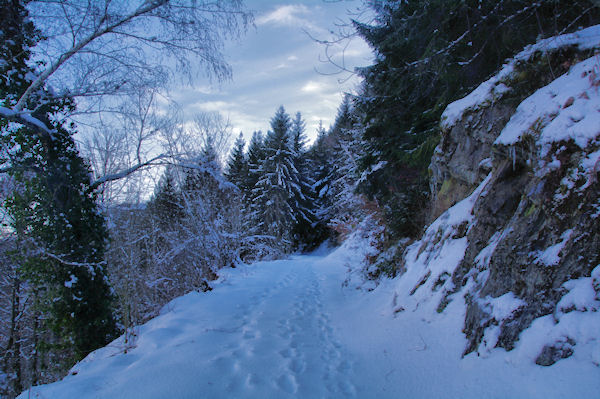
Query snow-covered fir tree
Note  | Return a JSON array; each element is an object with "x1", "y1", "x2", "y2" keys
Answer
[
  {"x1": 244, "y1": 131, "x2": 264, "y2": 199},
  {"x1": 251, "y1": 106, "x2": 297, "y2": 250},
  {"x1": 326, "y1": 96, "x2": 364, "y2": 236},
  {"x1": 150, "y1": 166, "x2": 183, "y2": 225},
  {"x1": 243, "y1": 131, "x2": 265, "y2": 235},
  {"x1": 307, "y1": 97, "x2": 364, "y2": 242},
  {"x1": 289, "y1": 112, "x2": 319, "y2": 246},
  {"x1": 308, "y1": 121, "x2": 333, "y2": 223}
]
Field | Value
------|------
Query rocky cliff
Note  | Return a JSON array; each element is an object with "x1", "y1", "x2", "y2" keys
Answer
[{"x1": 391, "y1": 25, "x2": 600, "y2": 366}]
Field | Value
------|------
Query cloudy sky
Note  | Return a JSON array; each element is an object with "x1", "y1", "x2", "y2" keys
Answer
[{"x1": 172, "y1": 0, "x2": 373, "y2": 143}]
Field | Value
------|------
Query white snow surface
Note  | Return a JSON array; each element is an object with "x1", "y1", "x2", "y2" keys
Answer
[
  {"x1": 19, "y1": 234, "x2": 600, "y2": 398},
  {"x1": 441, "y1": 24, "x2": 600, "y2": 131},
  {"x1": 532, "y1": 229, "x2": 574, "y2": 267},
  {"x1": 495, "y1": 56, "x2": 600, "y2": 153}
]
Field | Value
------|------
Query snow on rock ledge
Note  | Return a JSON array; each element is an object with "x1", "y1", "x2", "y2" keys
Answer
[
  {"x1": 496, "y1": 56, "x2": 600, "y2": 154},
  {"x1": 431, "y1": 25, "x2": 600, "y2": 223}
]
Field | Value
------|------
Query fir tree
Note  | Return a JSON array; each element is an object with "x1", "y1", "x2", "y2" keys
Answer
[
  {"x1": 4, "y1": 120, "x2": 117, "y2": 360},
  {"x1": 150, "y1": 166, "x2": 182, "y2": 224},
  {"x1": 245, "y1": 131, "x2": 265, "y2": 197},
  {"x1": 289, "y1": 112, "x2": 318, "y2": 247},
  {"x1": 182, "y1": 140, "x2": 223, "y2": 198},
  {"x1": 329, "y1": 95, "x2": 361, "y2": 202},
  {"x1": 0, "y1": 0, "x2": 116, "y2": 363},
  {"x1": 330, "y1": 95, "x2": 353, "y2": 139},
  {"x1": 290, "y1": 112, "x2": 307, "y2": 156},
  {"x1": 307, "y1": 100, "x2": 363, "y2": 241},
  {"x1": 252, "y1": 106, "x2": 296, "y2": 249},
  {"x1": 243, "y1": 130, "x2": 266, "y2": 238},
  {"x1": 308, "y1": 121, "x2": 334, "y2": 223},
  {"x1": 225, "y1": 132, "x2": 248, "y2": 192}
]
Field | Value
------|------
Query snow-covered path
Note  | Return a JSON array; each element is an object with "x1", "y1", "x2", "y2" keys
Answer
[
  {"x1": 19, "y1": 244, "x2": 600, "y2": 399},
  {"x1": 21, "y1": 251, "x2": 364, "y2": 399}
]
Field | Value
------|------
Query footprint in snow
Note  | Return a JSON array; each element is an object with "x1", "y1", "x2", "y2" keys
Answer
[
  {"x1": 242, "y1": 329, "x2": 257, "y2": 340},
  {"x1": 289, "y1": 358, "x2": 306, "y2": 374},
  {"x1": 279, "y1": 347, "x2": 295, "y2": 359},
  {"x1": 337, "y1": 359, "x2": 352, "y2": 373},
  {"x1": 277, "y1": 374, "x2": 298, "y2": 394},
  {"x1": 339, "y1": 380, "x2": 357, "y2": 396},
  {"x1": 245, "y1": 373, "x2": 262, "y2": 387},
  {"x1": 211, "y1": 356, "x2": 238, "y2": 373}
]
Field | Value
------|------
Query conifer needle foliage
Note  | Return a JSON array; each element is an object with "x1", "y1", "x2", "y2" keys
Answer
[{"x1": 0, "y1": 0, "x2": 116, "y2": 365}]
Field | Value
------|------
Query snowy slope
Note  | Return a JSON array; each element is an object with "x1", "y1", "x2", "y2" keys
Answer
[{"x1": 19, "y1": 237, "x2": 599, "y2": 399}]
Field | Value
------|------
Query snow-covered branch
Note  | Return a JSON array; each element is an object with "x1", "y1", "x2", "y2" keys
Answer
[
  {"x1": 0, "y1": 107, "x2": 54, "y2": 137},
  {"x1": 91, "y1": 153, "x2": 168, "y2": 190}
]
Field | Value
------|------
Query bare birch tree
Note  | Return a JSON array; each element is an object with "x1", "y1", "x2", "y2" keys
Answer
[{"x1": 1, "y1": 0, "x2": 252, "y2": 185}]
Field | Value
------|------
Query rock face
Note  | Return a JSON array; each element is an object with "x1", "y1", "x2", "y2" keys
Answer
[
  {"x1": 404, "y1": 26, "x2": 600, "y2": 363},
  {"x1": 460, "y1": 143, "x2": 599, "y2": 355},
  {"x1": 430, "y1": 103, "x2": 515, "y2": 221}
]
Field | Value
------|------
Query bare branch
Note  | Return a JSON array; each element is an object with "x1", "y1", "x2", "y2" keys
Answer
[{"x1": 15, "y1": 0, "x2": 169, "y2": 111}]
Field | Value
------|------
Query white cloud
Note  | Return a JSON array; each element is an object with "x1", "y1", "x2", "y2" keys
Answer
[
  {"x1": 169, "y1": 1, "x2": 369, "y2": 146},
  {"x1": 331, "y1": 40, "x2": 373, "y2": 60},
  {"x1": 193, "y1": 85, "x2": 215, "y2": 95},
  {"x1": 190, "y1": 100, "x2": 231, "y2": 113},
  {"x1": 301, "y1": 80, "x2": 322, "y2": 93},
  {"x1": 269, "y1": 54, "x2": 301, "y2": 71},
  {"x1": 256, "y1": 4, "x2": 310, "y2": 27},
  {"x1": 300, "y1": 78, "x2": 341, "y2": 95}
]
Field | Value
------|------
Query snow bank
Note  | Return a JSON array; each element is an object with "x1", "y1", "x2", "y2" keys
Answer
[{"x1": 441, "y1": 24, "x2": 600, "y2": 131}]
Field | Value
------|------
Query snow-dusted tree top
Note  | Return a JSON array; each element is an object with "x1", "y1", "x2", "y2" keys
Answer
[{"x1": 441, "y1": 24, "x2": 600, "y2": 131}]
